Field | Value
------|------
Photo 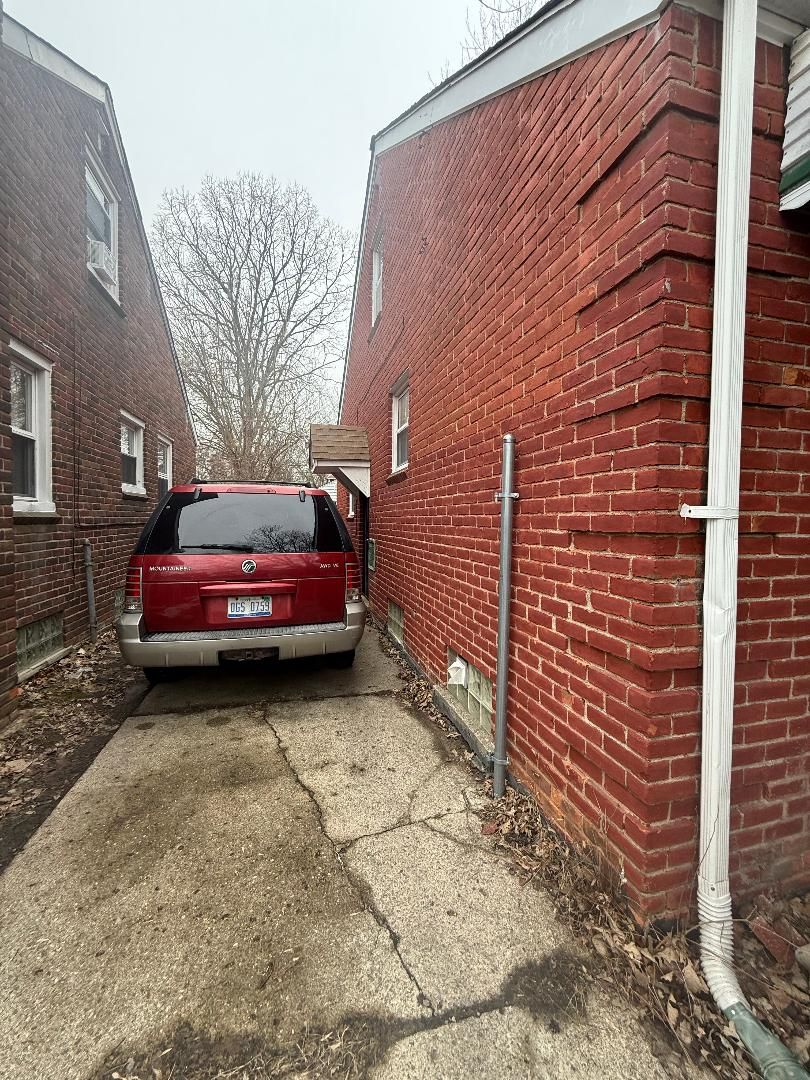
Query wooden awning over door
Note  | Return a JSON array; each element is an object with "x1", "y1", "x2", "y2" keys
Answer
[{"x1": 309, "y1": 424, "x2": 370, "y2": 498}]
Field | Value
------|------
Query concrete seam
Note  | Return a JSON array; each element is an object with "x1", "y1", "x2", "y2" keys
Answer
[{"x1": 262, "y1": 709, "x2": 436, "y2": 1015}]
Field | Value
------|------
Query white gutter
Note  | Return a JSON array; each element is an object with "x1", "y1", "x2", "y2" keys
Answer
[{"x1": 681, "y1": 1, "x2": 807, "y2": 1074}]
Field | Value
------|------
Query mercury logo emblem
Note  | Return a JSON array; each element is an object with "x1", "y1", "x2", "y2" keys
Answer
[{"x1": 241, "y1": 559, "x2": 257, "y2": 575}]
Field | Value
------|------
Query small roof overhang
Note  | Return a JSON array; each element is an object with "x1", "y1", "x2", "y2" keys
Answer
[{"x1": 310, "y1": 425, "x2": 370, "y2": 498}]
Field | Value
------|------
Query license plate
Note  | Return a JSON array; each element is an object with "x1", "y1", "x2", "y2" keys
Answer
[{"x1": 227, "y1": 596, "x2": 272, "y2": 619}]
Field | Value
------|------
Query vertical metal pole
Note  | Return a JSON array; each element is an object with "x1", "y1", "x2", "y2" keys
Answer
[
  {"x1": 493, "y1": 434, "x2": 517, "y2": 798},
  {"x1": 83, "y1": 540, "x2": 97, "y2": 643}
]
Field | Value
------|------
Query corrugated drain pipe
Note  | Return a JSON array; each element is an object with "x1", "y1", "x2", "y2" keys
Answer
[
  {"x1": 493, "y1": 433, "x2": 517, "y2": 798},
  {"x1": 680, "y1": 1, "x2": 807, "y2": 1075}
]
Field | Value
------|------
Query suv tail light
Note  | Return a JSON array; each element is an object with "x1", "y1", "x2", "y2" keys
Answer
[
  {"x1": 124, "y1": 559, "x2": 143, "y2": 613},
  {"x1": 345, "y1": 554, "x2": 361, "y2": 603}
]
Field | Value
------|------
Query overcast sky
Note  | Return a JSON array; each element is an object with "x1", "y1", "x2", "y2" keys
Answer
[{"x1": 6, "y1": 0, "x2": 471, "y2": 233}]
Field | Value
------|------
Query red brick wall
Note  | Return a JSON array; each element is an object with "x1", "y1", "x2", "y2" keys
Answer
[
  {"x1": 0, "y1": 39, "x2": 195, "y2": 709},
  {"x1": 340, "y1": 6, "x2": 810, "y2": 918}
]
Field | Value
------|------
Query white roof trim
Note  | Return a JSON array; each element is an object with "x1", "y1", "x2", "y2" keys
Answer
[
  {"x1": 1, "y1": 14, "x2": 107, "y2": 101},
  {"x1": 339, "y1": 0, "x2": 807, "y2": 419},
  {"x1": 375, "y1": 0, "x2": 666, "y2": 157},
  {"x1": 1, "y1": 12, "x2": 197, "y2": 443},
  {"x1": 376, "y1": 0, "x2": 805, "y2": 158}
]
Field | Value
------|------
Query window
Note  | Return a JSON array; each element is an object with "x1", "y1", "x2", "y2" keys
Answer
[
  {"x1": 371, "y1": 232, "x2": 383, "y2": 325},
  {"x1": 138, "y1": 492, "x2": 345, "y2": 555},
  {"x1": 17, "y1": 614, "x2": 64, "y2": 678},
  {"x1": 447, "y1": 648, "x2": 493, "y2": 745},
  {"x1": 391, "y1": 378, "x2": 409, "y2": 472},
  {"x1": 348, "y1": 493, "x2": 355, "y2": 518},
  {"x1": 157, "y1": 438, "x2": 172, "y2": 498},
  {"x1": 120, "y1": 411, "x2": 145, "y2": 496},
  {"x1": 86, "y1": 148, "x2": 119, "y2": 298},
  {"x1": 388, "y1": 601, "x2": 405, "y2": 645},
  {"x1": 10, "y1": 338, "x2": 54, "y2": 514}
]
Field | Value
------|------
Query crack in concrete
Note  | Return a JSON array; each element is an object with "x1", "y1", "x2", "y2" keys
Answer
[
  {"x1": 136, "y1": 687, "x2": 400, "y2": 719},
  {"x1": 336, "y1": 808, "x2": 469, "y2": 852},
  {"x1": 263, "y1": 708, "x2": 436, "y2": 1015}
]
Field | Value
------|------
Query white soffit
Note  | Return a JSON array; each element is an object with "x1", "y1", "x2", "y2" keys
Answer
[{"x1": 312, "y1": 464, "x2": 370, "y2": 499}]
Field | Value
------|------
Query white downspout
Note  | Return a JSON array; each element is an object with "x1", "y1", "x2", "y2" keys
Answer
[{"x1": 680, "y1": 2, "x2": 807, "y2": 1075}]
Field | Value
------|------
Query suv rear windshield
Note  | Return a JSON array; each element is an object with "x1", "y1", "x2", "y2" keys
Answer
[{"x1": 137, "y1": 492, "x2": 346, "y2": 555}]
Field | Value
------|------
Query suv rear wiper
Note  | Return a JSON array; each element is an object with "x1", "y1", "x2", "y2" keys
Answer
[{"x1": 177, "y1": 544, "x2": 254, "y2": 553}]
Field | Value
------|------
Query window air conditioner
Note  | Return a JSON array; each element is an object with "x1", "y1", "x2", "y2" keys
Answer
[{"x1": 87, "y1": 238, "x2": 117, "y2": 285}]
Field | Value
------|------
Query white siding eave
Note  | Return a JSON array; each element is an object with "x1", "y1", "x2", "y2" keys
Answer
[{"x1": 781, "y1": 28, "x2": 810, "y2": 208}]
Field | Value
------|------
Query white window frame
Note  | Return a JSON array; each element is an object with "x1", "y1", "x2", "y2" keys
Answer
[
  {"x1": 348, "y1": 493, "x2": 355, "y2": 518},
  {"x1": 120, "y1": 410, "x2": 145, "y2": 497},
  {"x1": 85, "y1": 144, "x2": 119, "y2": 300},
  {"x1": 371, "y1": 232, "x2": 383, "y2": 326},
  {"x1": 391, "y1": 376, "x2": 409, "y2": 473},
  {"x1": 10, "y1": 338, "x2": 55, "y2": 515},
  {"x1": 157, "y1": 436, "x2": 173, "y2": 498}
]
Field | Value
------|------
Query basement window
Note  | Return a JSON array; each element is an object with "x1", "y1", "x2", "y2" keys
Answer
[
  {"x1": 17, "y1": 613, "x2": 64, "y2": 679},
  {"x1": 447, "y1": 648, "x2": 493, "y2": 743},
  {"x1": 388, "y1": 601, "x2": 405, "y2": 645},
  {"x1": 120, "y1": 411, "x2": 145, "y2": 496}
]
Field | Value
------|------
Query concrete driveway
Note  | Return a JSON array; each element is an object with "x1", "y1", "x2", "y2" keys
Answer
[{"x1": 0, "y1": 631, "x2": 685, "y2": 1079}]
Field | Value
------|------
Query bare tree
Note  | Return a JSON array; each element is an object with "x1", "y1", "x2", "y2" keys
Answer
[
  {"x1": 431, "y1": 0, "x2": 541, "y2": 84},
  {"x1": 461, "y1": 1, "x2": 542, "y2": 63},
  {"x1": 153, "y1": 174, "x2": 353, "y2": 481}
]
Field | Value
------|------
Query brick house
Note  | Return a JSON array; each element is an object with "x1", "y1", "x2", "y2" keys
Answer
[
  {"x1": 332, "y1": 0, "x2": 810, "y2": 920},
  {"x1": 0, "y1": 11, "x2": 195, "y2": 722}
]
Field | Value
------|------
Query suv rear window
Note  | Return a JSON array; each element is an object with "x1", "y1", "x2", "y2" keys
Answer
[{"x1": 138, "y1": 492, "x2": 345, "y2": 555}]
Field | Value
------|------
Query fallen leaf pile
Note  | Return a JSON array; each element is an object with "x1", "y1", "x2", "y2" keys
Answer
[
  {"x1": 0, "y1": 629, "x2": 139, "y2": 868},
  {"x1": 377, "y1": 621, "x2": 810, "y2": 1079}
]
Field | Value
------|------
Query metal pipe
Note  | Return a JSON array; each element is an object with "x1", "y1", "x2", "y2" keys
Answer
[
  {"x1": 83, "y1": 540, "x2": 97, "y2": 643},
  {"x1": 683, "y1": 2, "x2": 807, "y2": 1074},
  {"x1": 493, "y1": 434, "x2": 517, "y2": 798}
]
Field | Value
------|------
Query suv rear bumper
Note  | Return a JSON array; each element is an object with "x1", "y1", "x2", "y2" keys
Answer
[{"x1": 116, "y1": 602, "x2": 366, "y2": 668}]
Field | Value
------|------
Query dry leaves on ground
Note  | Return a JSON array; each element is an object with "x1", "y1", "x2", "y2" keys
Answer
[{"x1": 0, "y1": 629, "x2": 140, "y2": 868}]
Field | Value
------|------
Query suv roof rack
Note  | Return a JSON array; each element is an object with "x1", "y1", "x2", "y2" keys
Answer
[{"x1": 185, "y1": 478, "x2": 322, "y2": 486}]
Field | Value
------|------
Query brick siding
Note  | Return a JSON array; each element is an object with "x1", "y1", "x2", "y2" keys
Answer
[
  {"x1": 0, "y1": 37, "x2": 195, "y2": 720},
  {"x1": 340, "y1": 6, "x2": 810, "y2": 919}
]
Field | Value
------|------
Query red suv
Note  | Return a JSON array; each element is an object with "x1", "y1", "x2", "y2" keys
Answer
[{"x1": 116, "y1": 482, "x2": 364, "y2": 683}]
